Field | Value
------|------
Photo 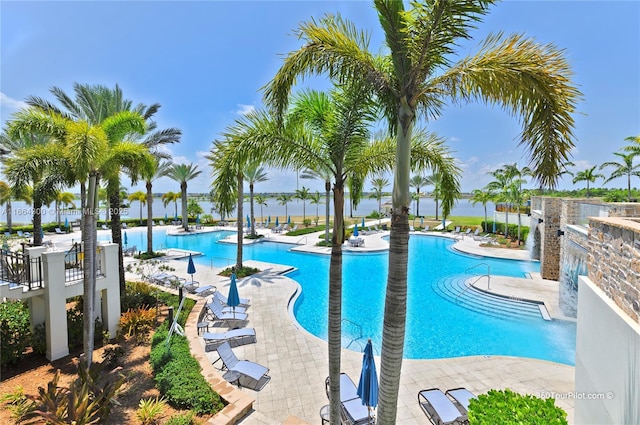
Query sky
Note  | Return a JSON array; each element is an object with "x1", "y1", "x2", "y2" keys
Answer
[{"x1": 1, "y1": 0, "x2": 639, "y2": 196}]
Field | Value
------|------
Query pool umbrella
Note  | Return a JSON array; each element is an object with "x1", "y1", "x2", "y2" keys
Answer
[
  {"x1": 268, "y1": 215, "x2": 271, "y2": 225},
  {"x1": 64, "y1": 217, "x2": 69, "y2": 230},
  {"x1": 187, "y1": 254, "x2": 196, "y2": 284},
  {"x1": 174, "y1": 212, "x2": 178, "y2": 223},
  {"x1": 165, "y1": 213, "x2": 168, "y2": 222},
  {"x1": 362, "y1": 217, "x2": 365, "y2": 228},
  {"x1": 287, "y1": 215, "x2": 291, "y2": 225},
  {"x1": 196, "y1": 215, "x2": 200, "y2": 225},
  {"x1": 353, "y1": 224, "x2": 358, "y2": 237},
  {"x1": 357, "y1": 339, "x2": 378, "y2": 423},
  {"x1": 123, "y1": 231, "x2": 128, "y2": 248},
  {"x1": 275, "y1": 216, "x2": 279, "y2": 227},
  {"x1": 227, "y1": 271, "x2": 240, "y2": 319}
]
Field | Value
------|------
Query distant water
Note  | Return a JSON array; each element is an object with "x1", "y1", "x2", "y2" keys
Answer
[{"x1": 2, "y1": 197, "x2": 490, "y2": 224}]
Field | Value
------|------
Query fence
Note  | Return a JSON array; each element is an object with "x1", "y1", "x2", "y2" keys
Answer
[{"x1": 0, "y1": 249, "x2": 43, "y2": 290}]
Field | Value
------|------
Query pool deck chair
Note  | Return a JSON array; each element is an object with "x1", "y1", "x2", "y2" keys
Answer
[
  {"x1": 325, "y1": 372, "x2": 376, "y2": 425},
  {"x1": 193, "y1": 284, "x2": 215, "y2": 297},
  {"x1": 445, "y1": 388, "x2": 476, "y2": 415},
  {"x1": 55, "y1": 227, "x2": 65, "y2": 234},
  {"x1": 418, "y1": 388, "x2": 468, "y2": 425},
  {"x1": 202, "y1": 328, "x2": 256, "y2": 351},
  {"x1": 213, "y1": 341, "x2": 270, "y2": 390},
  {"x1": 216, "y1": 290, "x2": 250, "y2": 308},
  {"x1": 206, "y1": 300, "x2": 248, "y2": 328},
  {"x1": 212, "y1": 291, "x2": 249, "y2": 313}
]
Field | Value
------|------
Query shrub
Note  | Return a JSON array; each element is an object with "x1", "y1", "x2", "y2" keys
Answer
[
  {"x1": 0, "y1": 300, "x2": 32, "y2": 367},
  {"x1": 118, "y1": 307, "x2": 157, "y2": 340},
  {"x1": 303, "y1": 218, "x2": 312, "y2": 227},
  {"x1": 66, "y1": 302, "x2": 104, "y2": 350},
  {"x1": 166, "y1": 411, "x2": 199, "y2": 425},
  {"x1": 136, "y1": 397, "x2": 167, "y2": 425},
  {"x1": 0, "y1": 385, "x2": 36, "y2": 421},
  {"x1": 468, "y1": 388, "x2": 568, "y2": 425},
  {"x1": 122, "y1": 280, "x2": 158, "y2": 311},
  {"x1": 31, "y1": 323, "x2": 47, "y2": 355},
  {"x1": 102, "y1": 344, "x2": 126, "y2": 369}
]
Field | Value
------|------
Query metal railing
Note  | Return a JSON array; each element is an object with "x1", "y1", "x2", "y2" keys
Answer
[
  {"x1": 457, "y1": 263, "x2": 491, "y2": 301},
  {"x1": 0, "y1": 249, "x2": 43, "y2": 290},
  {"x1": 296, "y1": 236, "x2": 307, "y2": 245},
  {"x1": 341, "y1": 318, "x2": 364, "y2": 351},
  {"x1": 64, "y1": 243, "x2": 103, "y2": 283}
]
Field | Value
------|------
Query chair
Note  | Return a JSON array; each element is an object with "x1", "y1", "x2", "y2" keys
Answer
[
  {"x1": 193, "y1": 284, "x2": 215, "y2": 297},
  {"x1": 55, "y1": 227, "x2": 64, "y2": 234},
  {"x1": 212, "y1": 291, "x2": 249, "y2": 313},
  {"x1": 206, "y1": 300, "x2": 248, "y2": 328},
  {"x1": 216, "y1": 290, "x2": 250, "y2": 308},
  {"x1": 16, "y1": 230, "x2": 25, "y2": 237},
  {"x1": 418, "y1": 388, "x2": 468, "y2": 425},
  {"x1": 445, "y1": 388, "x2": 476, "y2": 415},
  {"x1": 463, "y1": 228, "x2": 472, "y2": 237},
  {"x1": 123, "y1": 245, "x2": 137, "y2": 256},
  {"x1": 421, "y1": 225, "x2": 431, "y2": 232},
  {"x1": 202, "y1": 328, "x2": 256, "y2": 351},
  {"x1": 122, "y1": 222, "x2": 128, "y2": 229},
  {"x1": 471, "y1": 228, "x2": 481, "y2": 238},
  {"x1": 213, "y1": 341, "x2": 270, "y2": 390},
  {"x1": 100, "y1": 224, "x2": 108, "y2": 230},
  {"x1": 325, "y1": 373, "x2": 374, "y2": 425},
  {"x1": 453, "y1": 226, "x2": 461, "y2": 234}
]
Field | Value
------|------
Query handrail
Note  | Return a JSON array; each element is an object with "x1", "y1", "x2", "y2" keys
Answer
[
  {"x1": 341, "y1": 318, "x2": 364, "y2": 350},
  {"x1": 465, "y1": 262, "x2": 491, "y2": 289},
  {"x1": 296, "y1": 236, "x2": 307, "y2": 245}
]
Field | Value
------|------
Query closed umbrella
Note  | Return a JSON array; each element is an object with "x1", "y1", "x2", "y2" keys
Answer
[
  {"x1": 123, "y1": 231, "x2": 128, "y2": 248},
  {"x1": 353, "y1": 224, "x2": 359, "y2": 237},
  {"x1": 287, "y1": 215, "x2": 291, "y2": 225},
  {"x1": 227, "y1": 270, "x2": 240, "y2": 320},
  {"x1": 64, "y1": 217, "x2": 69, "y2": 230},
  {"x1": 275, "y1": 216, "x2": 279, "y2": 227},
  {"x1": 187, "y1": 254, "x2": 196, "y2": 284},
  {"x1": 420, "y1": 217, "x2": 424, "y2": 227},
  {"x1": 362, "y1": 217, "x2": 365, "y2": 228},
  {"x1": 165, "y1": 213, "x2": 168, "y2": 222},
  {"x1": 174, "y1": 212, "x2": 178, "y2": 223},
  {"x1": 357, "y1": 339, "x2": 378, "y2": 423},
  {"x1": 268, "y1": 215, "x2": 271, "y2": 226}
]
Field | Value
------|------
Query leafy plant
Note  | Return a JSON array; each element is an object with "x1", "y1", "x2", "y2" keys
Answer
[
  {"x1": 218, "y1": 266, "x2": 260, "y2": 279},
  {"x1": 31, "y1": 322, "x2": 47, "y2": 355},
  {"x1": 121, "y1": 280, "x2": 159, "y2": 311},
  {"x1": 468, "y1": 388, "x2": 568, "y2": 425},
  {"x1": 0, "y1": 300, "x2": 32, "y2": 366},
  {"x1": 165, "y1": 411, "x2": 200, "y2": 425},
  {"x1": 118, "y1": 307, "x2": 157, "y2": 340},
  {"x1": 0, "y1": 386, "x2": 36, "y2": 421},
  {"x1": 136, "y1": 397, "x2": 167, "y2": 425},
  {"x1": 102, "y1": 344, "x2": 125, "y2": 369}
]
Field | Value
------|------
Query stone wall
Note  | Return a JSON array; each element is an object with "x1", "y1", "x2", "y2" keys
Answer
[{"x1": 588, "y1": 217, "x2": 640, "y2": 323}]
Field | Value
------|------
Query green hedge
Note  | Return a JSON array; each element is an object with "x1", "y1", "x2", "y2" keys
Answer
[
  {"x1": 0, "y1": 300, "x2": 32, "y2": 366},
  {"x1": 469, "y1": 389, "x2": 567, "y2": 425}
]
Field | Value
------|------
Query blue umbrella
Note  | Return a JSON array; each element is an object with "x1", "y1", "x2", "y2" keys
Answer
[
  {"x1": 165, "y1": 213, "x2": 168, "y2": 221},
  {"x1": 227, "y1": 271, "x2": 240, "y2": 319},
  {"x1": 187, "y1": 254, "x2": 196, "y2": 284},
  {"x1": 174, "y1": 212, "x2": 178, "y2": 223},
  {"x1": 196, "y1": 215, "x2": 200, "y2": 224},
  {"x1": 287, "y1": 215, "x2": 291, "y2": 224},
  {"x1": 357, "y1": 339, "x2": 379, "y2": 422},
  {"x1": 353, "y1": 224, "x2": 359, "y2": 237},
  {"x1": 123, "y1": 231, "x2": 128, "y2": 247},
  {"x1": 64, "y1": 217, "x2": 69, "y2": 230},
  {"x1": 275, "y1": 216, "x2": 279, "y2": 227},
  {"x1": 420, "y1": 217, "x2": 424, "y2": 227},
  {"x1": 362, "y1": 217, "x2": 365, "y2": 228},
  {"x1": 268, "y1": 215, "x2": 271, "y2": 225}
]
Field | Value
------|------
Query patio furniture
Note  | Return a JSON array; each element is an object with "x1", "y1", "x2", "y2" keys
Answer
[
  {"x1": 213, "y1": 341, "x2": 270, "y2": 390},
  {"x1": 325, "y1": 373, "x2": 375, "y2": 425},
  {"x1": 418, "y1": 388, "x2": 468, "y2": 425},
  {"x1": 202, "y1": 328, "x2": 256, "y2": 351}
]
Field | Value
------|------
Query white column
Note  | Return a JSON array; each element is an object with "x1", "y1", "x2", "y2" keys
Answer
[
  {"x1": 42, "y1": 250, "x2": 69, "y2": 361},
  {"x1": 98, "y1": 243, "x2": 121, "y2": 339}
]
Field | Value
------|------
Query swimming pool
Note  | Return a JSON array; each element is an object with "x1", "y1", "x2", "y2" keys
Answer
[{"x1": 117, "y1": 229, "x2": 576, "y2": 365}]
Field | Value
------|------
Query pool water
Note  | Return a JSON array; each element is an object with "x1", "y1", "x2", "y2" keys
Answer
[{"x1": 116, "y1": 229, "x2": 576, "y2": 365}]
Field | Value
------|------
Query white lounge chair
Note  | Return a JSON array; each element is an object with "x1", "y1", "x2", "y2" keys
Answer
[
  {"x1": 216, "y1": 290, "x2": 250, "y2": 308},
  {"x1": 55, "y1": 227, "x2": 65, "y2": 234},
  {"x1": 202, "y1": 328, "x2": 256, "y2": 351},
  {"x1": 325, "y1": 373, "x2": 374, "y2": 425},
  {"x1": 213, "y1": 341, "x2": 270, "y2": 390},
  {"x1": 445, "y1": 387, "x2": 476, "y2": 415},
  {"x1": 418, "y1": 388, "x2": 469, "y2": 425},
  {"x1": 212, "y1": 291, "x2": 249, "y2": 313},
  {"x1": 206, "y1": 300, "x2": 248, "y2": 328}
]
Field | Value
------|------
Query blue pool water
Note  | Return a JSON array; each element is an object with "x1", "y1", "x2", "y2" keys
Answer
[{"x1": 116, "y1": 229, "x2": 576, "y2": 365}]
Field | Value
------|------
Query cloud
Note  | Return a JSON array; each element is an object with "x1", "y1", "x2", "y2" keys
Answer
[
  {"x1": 0, "y1": 92, "x2": 28, "y2": 118},
  {"x1": 448, "y1": 136, "x2": 461, "y2": 143},
  {"x1": 235, "y1": 104, "x2": 255, "y2": 116}
]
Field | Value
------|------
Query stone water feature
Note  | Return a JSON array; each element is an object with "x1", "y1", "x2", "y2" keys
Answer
[{"x1": 558, "y1": 238, "x2": 588, "y2": 317}]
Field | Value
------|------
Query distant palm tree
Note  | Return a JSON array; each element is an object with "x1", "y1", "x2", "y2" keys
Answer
[
  {"x1": 370, "y1": 176, "x2": 389, "y2": 225},
  {"x1": 572, "y1": 166, "x2": 604, "y2": 197},
  {"x1": 127, "y1": 191, "x2": 147, "y2": 224},
  {"x1": 300, "y1": 167, "x2": 332, "y2": 243},
  {"x1": 0, "y1": 181, "x2": 13, "y2": 231},
  {"x1": 54, "y1": 191, "x2": 76, "y2": 227},
  {"x1": 255, "y1": 194, "x2": 267, "y2": 224},
  {"x1": 409, "y1": 175, "x2": 429, "y2": 217},
  {"x1": 169, "y1": 163, "x2": 202, "y2": 231},
  {"x1": 295, "y1": 186, "x2": 311, "y2": 222},
  {"x1": 243, "y1": 162, "x2": 268, "y2": 236},
  {"x1": 470, "y1": 189, "x2": 494, "y2": 233},
  {"x1": 162, "y1": 191, "x2": 180, "y2": 219},
  {"x1": 142, "y1": 160, "x2": 172, "y2": 254},
  {"x1": 309, "y1": 191, "x2": 322, "y2": 225},
  {"x1": 276, "y1": 193, "x2": 293, "y2": 224},
  {"x1": 425, "y1": 173, "x2": 441, "y2": 220},
  {"x1": 600, "y1": 151, "x2": 640, "y2": 202}
]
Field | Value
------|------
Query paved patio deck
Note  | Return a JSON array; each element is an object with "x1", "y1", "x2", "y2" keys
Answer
[{"x1": 112, "y1": 222, "x2": 576, "y2": 424}]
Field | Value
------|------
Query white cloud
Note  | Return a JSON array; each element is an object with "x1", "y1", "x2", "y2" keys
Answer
[
  {"x1": 448, "y1": 136, "x2": 461, "y2": 143},
  {"x1": 235, "y1": 104, "x2": 255, "y2": 116},
  {"x1": 0, "y1": 92, "x2": 28, "y2": 119}
]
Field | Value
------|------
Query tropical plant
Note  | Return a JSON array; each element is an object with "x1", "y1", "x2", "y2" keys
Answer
[
  {"x1": 187, "y1": 198, "x2": 203, "y2": 219},
  {"x1": 572, "y1": 166, "x2": 604, "y2": 197},
  {"x1": 468, "y1": 388, "x2": 568, "y2": 425},
  {"x1": 162, "y1": 191, "x2": 180, "y2": 219},
  {"x1": 309, "y1": 190, "x2": 322, "y2": 225},
  {"x1": 255, "y1": 194, "x2": 268, "y2": 224},
  {"x1": 0, "y1": 181, "x2": 14, "y2": 231},
  {"x1": 276, "y1": 193, "x2": 293, "y2": 221},
  {"x1": 470, "y1": 189, "x2": 494, "y2": 233},
  {"x1": 136, "y1": 397, "x2": 167, "y2": 425},
  {"x1": 295, "y1": 186, "x2": 311, "y2": 222},
  {"x1": 128, "y1": 190, "x2": 147, "y2": 224},
  {"x1": 370, "y1": 176, "x2": 389, "y2": 225},
  {"x1": 425, "y1": 173, "x2": 441, "y2": 220},
  {"x1": 143, "y1": 160, "x2": 173, "y2": 254},
  {"x1": 263, "y1": 1, "x2": 580, "y2": 421},
  {"x1": 53, "y1": 191, "x2": 76, "y2": 227},
  {"x1": 600, "y1": 151, "x2": 640, "y2": 202},
  {"x1": 409, "y1": 175, "x2": 430, "y2": 217},
  {"x1": 243, "y1": 161, "x2": 268, "y2": 236},
  {"x1": 169, "y1": 163, "x2": 202, "y2": 231},
  {"x1": 300, "y1": 167, "x2": 333, "y2": 243},
  {"x1": 0, "y1": 300, "x2": 32, "y2": 367}
]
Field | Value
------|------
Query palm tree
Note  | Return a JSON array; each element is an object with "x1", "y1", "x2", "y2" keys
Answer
[
  {"x1": 169, "y1": 163, "x2": 202, "y2": 231},
  {"x1": 309, "y1": 191, "x2": 322, "y2": 225},
  {"x1": 143, "y1": 160, "x2": 172, "y2": 254},
  {"x1": 470, "y1": 189, "x2": 494, "y2": 233},
  {"x1": 0, "y1": 181, "x2": 13, "y2": 231},
  {"x1": 600, "y1": 152, "x2": 640, "y2": 202},
  {"x1": 276, "y1": 193, "x2": 293, "y2": 221},
  {"x1": 255, "y1": 194, "x2": 267, "y2": 225},
  {"x1": 127, "y1": 191, "x2": 146, "y2": 224},
  {"x1": 300, "y1": 168, "x2": 332, "y2": 243},
  {"x1": 370, "y1": 176, "x2": 389, "y2": 225},
  {"x1": 53, "y1": 191, "x2": 76, "y2": 227},
  {"x1": 9, "y1": 106, "x2": 150, "y2": 368},
  {"x1": 409, "y1": 175, "x2": 430, "y2": 217},
  {"x1": 572, "y1": 166, "x2": 604, "y2": 197},
  {"x1": 264, "y1": 1, "x2": 580, "y2": 420},
  {"x1": 162, "y1": 191, "x2": 180, "y2": 219},
  {"x1": 295, "y1": 186, "x2": 311, "y2": 222},
  {"x1": 243, "y1": 161, "x2": 268, "y2": 236}
]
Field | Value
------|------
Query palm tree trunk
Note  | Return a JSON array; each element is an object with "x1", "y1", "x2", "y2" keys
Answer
[
  {"x1": 83, "y1": 172, "x2": 98, "y2": 367},
  {"x1": 108, "y1": 187, "x2": 125, "y2": 296},
  {"x1": 236, "y1": 172, "x2": 243, "y2": 269},
  {"x1": 628, "y1": 174, "x2": 632, "y2": 202},
  {"x1": 416, "y1": 189, "x2": 420, "y2": 217},
  {"x1": 33, "y1": 199, "x2": 43, "y2": 246},
  {"x1": 6, "y1": 200, "x2": 12, "y2": 232},
  {"x1": 146, "y1": 181, "x2": 153, "y2": 254},
  {"x1": 328, "y1": 179, "x2": 345, "y2": 425},
  {"x1": 324, "y1": 181, "x2": 331, "y2": 244},
  {"x1": 181, "y1": 182, "x2": 189, "y2": 231},
  {"x1": 379, "y1": 103, "x2": 413, "y2": 424},
  {"x1": 249, "y1": 183, "x2": 255, "y2": 237},
  {"x1": 484, "y1": 205, "x2": 488, "y2": 233}
]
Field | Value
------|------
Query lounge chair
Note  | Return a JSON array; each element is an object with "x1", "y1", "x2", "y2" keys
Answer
[
  {"x1": 212, "y1": 291, "x2": 249, "y2": 313},
  {"x1": 453, "y1": 226, "x2": 461, "y2": 234},
  {"x1": 122, "y1": 222, "x2": 128, "y2": 229},
  {"x1": 418, "y1": 388, "x2": 468, "y2": 425},
  {"x1": 205, "y1": 300, "x2": 248, "y2": 328},
  {"x1": 55, "y1": 227, "x2": 64, "y2": 234},
  {"x1": 202, "y1": 328, "x2": 256, "y2": 351},
  {"x1": 213, "y1": 341, "x2": 270, "y2": 390},
  {"x1": 445, "y1": 387, "x2": 476, "y2": 415},
  {"x1": 421, "y1": 225, "x2": 430, "y2": 232},
  {"x1": 123, "y1": 245, "x2": 137, "y2": 256},
  {"x1": 216, "y1": 289, "x2": 250, "y2": 307},
  {"x1": 325, "y1": 373, "x2": 374, "y2": 425},
  {"x1": 193, "y1": 284, "x2": 215, "y2": 297},
  {"x1": 463, "y1": 228, "x2": 472, "y2": 237}
]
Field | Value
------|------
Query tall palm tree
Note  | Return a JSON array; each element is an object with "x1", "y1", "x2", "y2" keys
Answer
[
  {"x1": 572, "y1": 166, "x2": 604, "y2": 197},
  {"x1": 127, "y1": 190, "x2": 146, "y2": 224},
  {"x1": 162, "y1": 191, "x2": 180, "y2": 219},
  {"x1": 0, "y1": 181, "x2": 13, "y2": 231},
  {"x1": 264, "y1": 1, "x2": 580, "y2": 420},
  {"x1": 208, "y1": 86, "x2": 460, "y2": 422},
  {"x1": 243, "y1": 161, "x2": 268, "y2": 236},
  {"x1": 600, "y1": 152, "x2": 640, "y2": 202},
  {"x1": 295, "y1": 186, "x2": 311, "y2": 222},
  {"x1": 9, "y1": 107, "x2": 150, "y2": 367},
  {"x1": 169, "y1": 163, "x2": 202, "y2": 231},
  {"x1": 276, "y1": 193, "x2": 293, "y2": 221},
  {"x1": 470, "y1": 188, "x2": 494, "y2": 233},
  {"x1": 255, "y1": 194, "x2": 267, "y2": 225},
  {"x1": 309, "y1": 191, "x2": 322, "y2": 225},
  {"x1": 425, "y1": 173, "x2": 441, "y2": 220},
  {"x1": 143, "y1": 160, "x2": 172, "y2": 254},
  {"x1": 370, "y1": 176, "x2": 389, "y2": 225},
  {"x1": 409, "y1": 175, "x2": 429, "y2": 217},
  {"x1": 300, "y1": 167, "x2": 332, "y2": 243}
]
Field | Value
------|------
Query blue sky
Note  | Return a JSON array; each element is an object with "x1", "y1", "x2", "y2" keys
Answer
[{"x1": 1, "y1": 0, "x2": 639, "y2": 195}]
